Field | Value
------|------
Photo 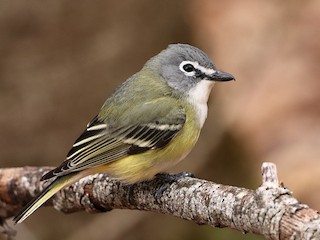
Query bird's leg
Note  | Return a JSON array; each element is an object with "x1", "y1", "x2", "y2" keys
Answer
[
  {"x1": 155, "y1": 172, "x2": 195, "y2": 181},
  {"x1": 124, "y1": 172, "x2": 195, "y2": 205}
]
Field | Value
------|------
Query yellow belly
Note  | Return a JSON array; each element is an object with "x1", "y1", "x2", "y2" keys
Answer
[{"x1": 105, "y1": 105, "x2": 201, "y2": 183}]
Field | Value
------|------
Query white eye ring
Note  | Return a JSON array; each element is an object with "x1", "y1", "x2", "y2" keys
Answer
[{"x1": 179, "y1": 61, "x2": 197, "y2": 76}]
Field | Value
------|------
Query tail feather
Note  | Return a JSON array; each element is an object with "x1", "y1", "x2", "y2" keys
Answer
[{"x1": 13, "y1": 174, "x2": 75, "y2": 224}]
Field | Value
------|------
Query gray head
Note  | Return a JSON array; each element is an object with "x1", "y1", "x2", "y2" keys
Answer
[{"x1": 145, "y1": 44, "x2": 234, "y2": 93}]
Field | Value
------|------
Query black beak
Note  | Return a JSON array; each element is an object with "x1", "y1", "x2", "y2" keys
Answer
[{"x1": 208, "y1": 70, "x2": 235, "y2": 81}]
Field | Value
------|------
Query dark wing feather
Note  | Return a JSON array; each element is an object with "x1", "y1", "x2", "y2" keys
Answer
[{"x1": 41, "y1": 108, "x2": 185, "y2": 180}]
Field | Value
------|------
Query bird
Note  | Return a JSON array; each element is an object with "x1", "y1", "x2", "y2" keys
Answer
[{"x1": 14, "y1": 43, "x2": 234, "y2": 223}]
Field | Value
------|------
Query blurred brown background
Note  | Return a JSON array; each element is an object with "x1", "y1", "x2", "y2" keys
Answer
[{"x1": 1, "y1": 0, "x2": 319, "y2": 239}]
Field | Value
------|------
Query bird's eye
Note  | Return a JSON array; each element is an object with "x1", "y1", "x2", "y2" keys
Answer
[
  {"x1": 183, "y1": 63, "x2": 195, "y2": 72},
  {"x1": 179, "y1": 61, "x2": 198, "y2": 76}
]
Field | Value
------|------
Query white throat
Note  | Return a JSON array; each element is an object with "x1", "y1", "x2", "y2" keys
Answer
[{"x1": 187, "y1": 80, "x2": 214, "y2": 128}]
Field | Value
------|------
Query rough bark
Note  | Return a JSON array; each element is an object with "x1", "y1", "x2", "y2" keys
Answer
[{"x1": 0, "y1": 163, "x2": 319, "y2": 239}]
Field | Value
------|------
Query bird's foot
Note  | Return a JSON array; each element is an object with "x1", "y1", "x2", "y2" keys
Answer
[{"x1": 154, "y1": 172, "x2": 195, "y2": 202}]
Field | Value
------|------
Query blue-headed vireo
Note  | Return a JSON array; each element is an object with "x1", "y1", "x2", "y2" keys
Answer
[{"x1": 14, "y1": 43, "x2": 234, "y2": 223}]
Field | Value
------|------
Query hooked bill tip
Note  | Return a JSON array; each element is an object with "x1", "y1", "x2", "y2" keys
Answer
[{"x1": 209, "y1": 70, "x2": 235, "y2": 81}]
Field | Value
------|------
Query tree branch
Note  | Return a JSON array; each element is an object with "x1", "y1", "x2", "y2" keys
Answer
[{"x1": 0, "y1": 163, "x2": 319, "y2": 239}]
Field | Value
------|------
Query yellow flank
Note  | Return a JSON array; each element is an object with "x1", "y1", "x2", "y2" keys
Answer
[{"x1": 106, "y1": 102, "x2": 201, "y2": 183}]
